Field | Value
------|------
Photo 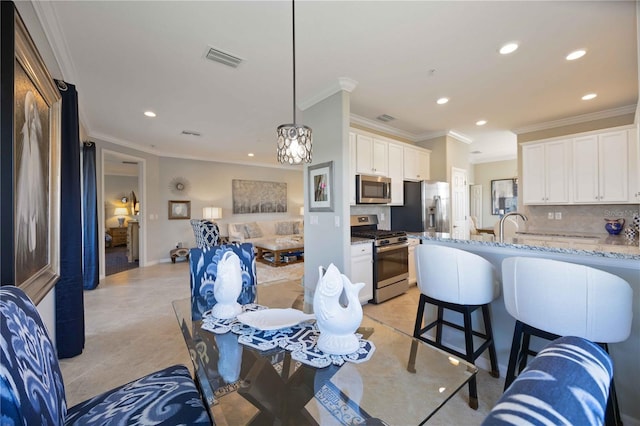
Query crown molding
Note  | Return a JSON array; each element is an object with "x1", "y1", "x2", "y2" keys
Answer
[
  {"x1": 469, "y1": 153, "x2": 517, "y2": 165},
  {"x1": 298, "y1": 77, "x2": 358, "y2": 111},
  {"x1": 350, "y1": 114, "x2": 419, "y2": 141},
  {"x1": 32, "y1": 1, "x2": 93, "y2": 132},
  {"x1": 447, "y1": 130, "x2": 472, "y2": 144},
  {"x1": 513, "y1": 105, "x2": 637, "y2": 134},
  {"x1": 91, "y1": 132, "x2": 298, "y2": 171}
]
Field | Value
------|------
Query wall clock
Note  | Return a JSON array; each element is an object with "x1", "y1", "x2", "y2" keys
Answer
[{"x1": 169, "y1": 177, "x2": 190, "y2": 194}]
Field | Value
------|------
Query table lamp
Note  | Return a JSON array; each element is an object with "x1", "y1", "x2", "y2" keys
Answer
[
  {"x1": 203, "y1": 207, "x2": 222, "y2": 222},
  {"x1": 114, "y1": 207, "x2": 128, "y2": 227}
]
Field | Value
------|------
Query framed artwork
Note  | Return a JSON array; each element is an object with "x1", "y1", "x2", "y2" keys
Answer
[
  {"x1": 308, "y1": 161, "x2": 334, "y2": 212},
  {"x1": 232, "y1": 179, "x2": 287, "y2": 214},
  {"x1": 0, "y1": 3, "x2": 62, "y2": 304},
  {"x1": 168, "y1": 200, "x2": 191, "y2": 220},
  {"x1": 491, "y1": 178, "x2": 518, "y2": 215}
]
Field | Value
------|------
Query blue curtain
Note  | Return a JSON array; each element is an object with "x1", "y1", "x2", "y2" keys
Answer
[
  {"x1": 82, "y1": 142, "x2": 99, "y2": 290},
  {"x1": 54, "y1": 80, "x2": 85, "y2": 358}
]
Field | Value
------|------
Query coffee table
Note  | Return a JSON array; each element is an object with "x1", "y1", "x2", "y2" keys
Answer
[
  {"x1": 255, "y1": 237, "x2": 304, "y2": 267},
  {"x1": 173, "y1": 284, "x2": 477, "y2": 425}
]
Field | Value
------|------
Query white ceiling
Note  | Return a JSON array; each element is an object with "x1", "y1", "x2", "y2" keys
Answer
[{"x1": 31, "y1": 1, "x2": 637, "y2": 168}]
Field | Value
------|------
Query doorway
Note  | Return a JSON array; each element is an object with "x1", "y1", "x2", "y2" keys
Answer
[
  {"x1": 102, "y1": 151, "x2": 144, "y2": 277},
  {"x1": 451, "y1": 167, "x2": 469, "y2": 239}
]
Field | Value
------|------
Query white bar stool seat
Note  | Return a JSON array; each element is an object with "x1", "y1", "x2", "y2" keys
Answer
[
  {"x1": 412, "y1": 245, "x2": 501, "y2": 409},
  {"x1": 501, "y1": 256, "x2": 633, "y2": 425}
]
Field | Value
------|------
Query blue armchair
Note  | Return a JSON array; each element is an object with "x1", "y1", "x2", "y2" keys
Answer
[
  {"x1": 190, "y1": 243, "x2": 257, "y2": 320},
  {"x1": 0, "y1": 286, "x2": 210, "y2": 425},
  {"x1": 190, "y1": 219, "x2": 220, "y2": 248}
]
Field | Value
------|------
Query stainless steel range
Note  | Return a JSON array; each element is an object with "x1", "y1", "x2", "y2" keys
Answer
[{"x1": 351, "y1": 215, "x2": 409, "y2": 304}]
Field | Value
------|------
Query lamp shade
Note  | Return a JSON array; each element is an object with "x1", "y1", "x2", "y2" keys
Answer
[
  {"x1": 114, "y1": 207, "x2": 128, "y2": 217},
  {"x1": 203, "y1": 207, "x2": 222, "y2": 220},
  {"x1": 299, "y1": 206, "x2": 304, "y2": 216}
]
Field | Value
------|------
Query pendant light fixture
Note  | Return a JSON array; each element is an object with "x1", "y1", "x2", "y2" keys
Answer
[{"x1": 277, "y1": 0, "x2": 312, "y2": 164}]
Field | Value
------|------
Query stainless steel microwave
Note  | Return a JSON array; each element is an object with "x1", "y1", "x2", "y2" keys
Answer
[{"x1": 356, "y1": 175, "x2": 392, "y2": 204}]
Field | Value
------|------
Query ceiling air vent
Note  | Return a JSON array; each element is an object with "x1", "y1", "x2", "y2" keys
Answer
[
  {"x1": 376, "y1": 114, "x2": 395, "y2": 122},
  {"x1": 181, "y1": 130, "x2": 201, "y2": 137},
  {"x1": 122, "y1": 161, "x2": 138, "y2": 165},
  {"x1": 470, "y1": 150, "x2": 482, "y2": 154},
  {"x1": 205, "y1": 47, "x2": 243, "y2": 68}
]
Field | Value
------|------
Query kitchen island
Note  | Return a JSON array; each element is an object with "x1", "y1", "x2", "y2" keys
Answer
[{"x1": 411, "y1": 232, "x2": 639, "y2": 424}]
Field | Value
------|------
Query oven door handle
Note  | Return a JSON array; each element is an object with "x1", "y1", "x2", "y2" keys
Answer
[{"x1": 376, "y1": 242, "x2": 410, "y2": 253}]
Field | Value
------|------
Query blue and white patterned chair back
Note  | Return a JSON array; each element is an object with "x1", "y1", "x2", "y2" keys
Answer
[
  {"x1": 189, "y1": 243, "x2": 257, "y2": 320},
  {"x1": 190, "y1": 219, "x2": 220, "y2": 248},
  {"x1": 0, "y1": 286, "x2": 67, "y2": 425}
]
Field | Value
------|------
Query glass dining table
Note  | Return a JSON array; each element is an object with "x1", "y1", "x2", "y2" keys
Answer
[{"x1": 173, "y1": 291, "x2": 477, "y2": 425}]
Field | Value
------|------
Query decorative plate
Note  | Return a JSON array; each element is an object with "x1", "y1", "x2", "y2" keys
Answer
[{"x1": 236, "y1": 308, "x2": 315, "y2": 331}]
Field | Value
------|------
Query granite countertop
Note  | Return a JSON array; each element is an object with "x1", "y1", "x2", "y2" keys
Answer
[
  {"x1": 351, "y1": 237, "x2": 374, "y2": 245},
  {"x1": 408, "y1": 232, "x2": 640, "y2": 261}
]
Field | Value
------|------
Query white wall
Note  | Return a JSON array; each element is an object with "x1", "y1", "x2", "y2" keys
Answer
[
  {"x1": 155, "y1": 156, "x2": 303, "y2": 261},
  {"x1": 472, "y1": 160, "x2": 518, "y2": 228},
  {"x1": 302, "y1": 90, "x2": 351, "y2": 311}
]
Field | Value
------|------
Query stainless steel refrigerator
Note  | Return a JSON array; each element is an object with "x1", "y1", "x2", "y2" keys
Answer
[{"x1": 391, "y1": 181, "x2": 450, "y2": 233}]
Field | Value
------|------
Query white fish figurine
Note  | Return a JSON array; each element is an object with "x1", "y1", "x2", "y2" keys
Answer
[
  {"x1": 313, "y1": 263, "x2": 365, "y2": 355},
  {"x1": 210, "y1": 251, "x2": 243, "y2": 319}
]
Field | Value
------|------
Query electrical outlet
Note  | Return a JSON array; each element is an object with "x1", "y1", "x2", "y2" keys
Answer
[
  {"x1": 548, "y1": 212, "x2": 554, "y2": 220},
  {"x1": 555, "y1": 212, "x2": 562, "y2": 220}
]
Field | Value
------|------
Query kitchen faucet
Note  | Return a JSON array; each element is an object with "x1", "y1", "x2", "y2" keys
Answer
[{"x1": 498, "y1": 212, "x2": 528, "y2": 243}]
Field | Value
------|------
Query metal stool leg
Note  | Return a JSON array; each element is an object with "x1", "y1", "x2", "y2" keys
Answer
[
  {"x1": 505, "y1": 320, "x2": 524, "y2": 391},
  {"x1": 435, "y1": 306, "x2": 444, "y2": 344},
  {"x1": 463, "y1": 308, "x2": 478, "y2": 410},
  {"x1": 481, "y1": 304, "x2": 500, "y2": 378}
]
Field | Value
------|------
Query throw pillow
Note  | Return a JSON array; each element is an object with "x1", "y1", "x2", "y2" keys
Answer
[
  {"x1": 275, "y1": 221, "x2": 294, "y2": 235},
  {"x1": 293, "y1": 220, "x2": 303, "y2": 234},
  {"x1": 244, "y1": 222, "x2": 263, "y2": 238}
]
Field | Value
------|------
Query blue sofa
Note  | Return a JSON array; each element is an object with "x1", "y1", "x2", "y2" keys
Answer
[{"x1": 483, "y1": 336, "x2": 613, "y2": 425}]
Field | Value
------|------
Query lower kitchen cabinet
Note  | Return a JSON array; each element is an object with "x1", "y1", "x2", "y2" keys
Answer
[{"x1": 350, "y1": 243, "x2": 373, "y2": 304}]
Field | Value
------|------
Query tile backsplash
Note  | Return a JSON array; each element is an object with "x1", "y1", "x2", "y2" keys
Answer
[{"x1": 523, "y1": 204, "x2": 640, "y2": 235}]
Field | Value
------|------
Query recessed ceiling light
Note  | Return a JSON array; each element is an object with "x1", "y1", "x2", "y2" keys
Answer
[
  {"x1": 476, "y1": 120, "x2": 487, "y2": 126},
  {"x1": 566, "y1": 49, "x2": 586, "y2": 61},
  {"x1": 247, "y1": 153, "x2": 254, "y2": 157},
  {"x1": 499, "y1": 42, "x2": 519, "y2": 55},
  {"x1": 436, "y1": 97, "x2": 449, "y2": 105},
  {"x1": 144, "y1": 111, "x2": 156, "y2": 117},
  {"x1": 582, "y1": 93, "x2": 597, "y2": 100}
]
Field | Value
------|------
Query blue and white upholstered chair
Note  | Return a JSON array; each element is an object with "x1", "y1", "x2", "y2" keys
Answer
[
  {"x1": 189, "y1": 243, "x2": 257, "y2": 320},
  {"x1": 190, "y1": 219, "x2": 220, "y2": 248},
  {"x1": 482, "y1": 336, "x2": 613, "y2": 426},
  {"x1": 0, "y1": 286, "x2": 210, "y2": 425}
]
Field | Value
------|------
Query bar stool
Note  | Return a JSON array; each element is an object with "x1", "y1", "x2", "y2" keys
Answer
[
  {"x1": 413, "y1": 245, "x2": 500, "y2": 409},
  {"x1": 501, "y1": 256, "x2": 633, "y2": 426}
]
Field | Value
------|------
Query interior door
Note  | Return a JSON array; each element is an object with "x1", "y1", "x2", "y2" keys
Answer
[
  {"x1": 470, "y1": 184, "x2": 482, "y2": 228},
  {"x1": 451, "y1": 168, "x2": 468, "y2": 239}
]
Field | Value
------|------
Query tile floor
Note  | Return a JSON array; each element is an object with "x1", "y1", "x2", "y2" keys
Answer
[{"x1": 59, "y1": 262, "x2": 503, "y2": 424}]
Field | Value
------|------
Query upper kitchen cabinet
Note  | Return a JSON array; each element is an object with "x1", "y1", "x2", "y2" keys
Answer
[
  {"x1": 522, "y1": 139, "x2": 570, "y2": 205},
  {"x1": 356, "y1": 134, "x2": 388, "y2": 176},
  {"x1": 403, "y1": 146, "x2": 430, "y2": 181},
  {"x1": 573, "y1": 130, "x2": 629, "y2": 203},
  {"x1": 388, "y1": 143, "x2": 404, "y2": 205}
]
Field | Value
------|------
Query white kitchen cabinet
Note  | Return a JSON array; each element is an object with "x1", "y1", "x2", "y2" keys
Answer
[
  {"x1": 388, "y1": 143, "x2": 404, "y2": 205},
  {"x1": 407, "y1": 238, "x2": 420, "y2": 285},
  {"x1": 350, "y1": 243, "x2": 373, "y2": 304},
  {"x1": 403, "y1": 146, "x2": 430, "y2": 181},
  {"x1": 522, "y1": 140, "x2": 570, "y2": 205},
  {"x1": 573, "y1": 130, "x2": 628, "y2": 203},
  {"x1": 356, "y1": 134, "x2": 388, "y2": 176},
  {"x1": 349, "y1": 132, "x2": 357, "y2": 205}
]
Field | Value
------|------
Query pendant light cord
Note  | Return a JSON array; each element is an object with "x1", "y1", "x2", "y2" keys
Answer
[{"x1": 292, "y1": 0, "x2": 297, "y2": 126}]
